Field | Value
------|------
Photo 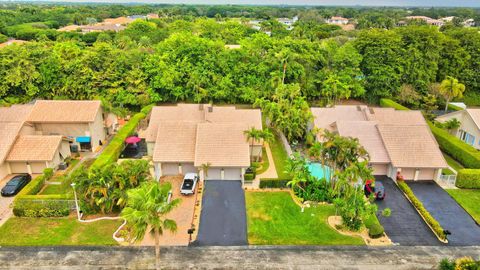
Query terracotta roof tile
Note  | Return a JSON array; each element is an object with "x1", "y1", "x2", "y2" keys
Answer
[
  {"x1": 6, "y1": 135, "x2": 62, "y2": 162},
  {"x1": 27, "y1": 100, "x2": 101, "y2": 123},
  {"x1": 153, "y1": 122, "x2": 197, "y2": 163}
]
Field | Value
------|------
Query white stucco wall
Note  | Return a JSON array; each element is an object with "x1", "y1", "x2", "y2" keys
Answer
[
  {"x1": 437, "y1": 111, "x2": 480, "y2": 149},
  {"x1": 89, "y1": 109, "x2": 106, "y2": 151},
  {"x1": 0, "y1": 163, "x2": 9, "y2": 180}
]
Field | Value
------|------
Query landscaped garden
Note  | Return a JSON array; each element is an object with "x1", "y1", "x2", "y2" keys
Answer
[
  {"x1": 0, "y1": 217, "x2": 122, "y2": 246},
  {"x1": 245, "y1": 191, "x2": 364, "y2": 245},
  {"x1": 446, "y1": 189, "x2": 480, "y2": 224}
]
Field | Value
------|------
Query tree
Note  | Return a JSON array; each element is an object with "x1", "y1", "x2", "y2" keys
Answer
[
  {"x1": 439, "y1": 76, "x2": 466, "y2": 112},
  {"x1": 121, "y1": 182, "x2": 180, "y2": 269},
  {"x1": 444, "y1": 118, "x2": 461, "y2": 135},
  {"x1": 244, "y1": 127, "x2": 262, "y2": 162},
  {"x1": 397, "y1": 84, "x2": 421, "y2": 108}
]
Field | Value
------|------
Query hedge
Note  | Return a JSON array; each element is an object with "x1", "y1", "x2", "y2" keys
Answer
[
  {"x1": 244, "y1": 173, "x2": 255, "y2": 181},
  {"x1": 429, "y1": 123, "x2": 480, "y2": 169},
  {"x1": 259, "y1": 178, "x2": 290, "y2": 189},
  {"x1": 364, "y1": 214, "x2": 385, "y2": 239},
  {"x1": 379, "y1": 98, "x2": 410, "y2": 111},
  {"x1": 16, "y1": 167, "x2": 54, "y2": 197},
  {"x1": 447, "y1": 103, "x2": 463, "y2": 111},
  {"x1": 90, "y1": 111, "x2": 147, "y2": 170},
  {"x1": 397, "y1": 181, "x2": 447, "y2": 241},
  {"x1": 140, "y1": 104, "x2": 155, "y2": 115},
  {"x1": 456, "y1": 169, "x2": 480, "y2": 189}
]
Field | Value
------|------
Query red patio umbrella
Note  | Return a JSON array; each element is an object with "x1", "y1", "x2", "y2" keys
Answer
[{"x1": 125, "y1": 136, "x2": 141, "y2": 144}]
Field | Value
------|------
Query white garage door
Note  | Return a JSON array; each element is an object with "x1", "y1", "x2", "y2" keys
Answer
[
  {"x1": 224, "y1": 168, "x2": 242, "y2": 180},
  {"x1": 31, "y1": 162, "x2": 47, "y2": 174},
  {"x1": 418, "y1": 169, "x2": 436, "y2": 180},
  {"x1": 181, "y1": 163, "x2": 196, "y2": 175},
  {"x1": 205, "y1": 168, "x2": 221, "y2": 180},
  {"x1": 372, "y1": 164, "x2": 388, "y2": 176},
  {"x1": 162, "y1": 163, "x2": 179, "y2": 176},
  {"x1": 401, "y1": 168, "x2": 415, "y2": 180},
  {"x1": 9, "y1": 162, "x2": 28, "y2": 174}
]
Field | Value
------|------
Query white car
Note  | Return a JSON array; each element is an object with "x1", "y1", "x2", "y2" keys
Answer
[{"x1": 180, "y1": 173, "x2": 199, "y2": 195}]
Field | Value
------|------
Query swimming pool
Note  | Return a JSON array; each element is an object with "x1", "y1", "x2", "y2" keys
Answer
[{"x1": 307, "y1": 162, "x2": 332, "y2": 181}]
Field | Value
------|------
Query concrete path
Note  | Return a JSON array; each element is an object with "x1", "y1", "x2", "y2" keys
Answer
[
  {"x1": 0, "y1": 246, "x2": 479, "y2": 269},
  {"x1": 0, "y1": 176, "x2": 15, "y2": 227},
  {"x1": 250, "y1": 143, "x2": 277, "y2": 189}
]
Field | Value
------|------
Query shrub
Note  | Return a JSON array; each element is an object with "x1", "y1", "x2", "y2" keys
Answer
[
  {"x1": 429, "y1": 122, "x2": 480, "y2": 169},
  {"x1": 16, "y1": 175, "x2": 45, "y2": 196},
  {"x1": 43, "y1": 168, "x2": 54, "y2": 180},
  {"x1": 379, "y1": 98, "x2": 410, "y2": 111},
  {"x1": 259, "y1": 178, "x2": 290, "y2": 189},
  {"x1": 368, "y1": 224, "x2": 385, "y2": 239},
  {"x1": 397, "y1": 181, "x2": 446, "y2": 240},
  {"x1": 90, "y1": 111, "x2": 146, "y2": 170},
  {"x1": 13, "y1": 196, "x2": 70, "y2": 217},
  {"x1": 244, "y1": 173, "x2": 255, "y2": 181},
  {"x1": 456, "y1": 169, "x2": 480, "y2": 189},
  {"x1": 447, "y1": 103, "x2": 463, "y2": 111},
  {"x1": 140, "y1": 104, "x2": 155, "y2": 115}
]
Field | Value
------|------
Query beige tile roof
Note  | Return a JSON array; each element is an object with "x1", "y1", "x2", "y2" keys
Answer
[
  {"x1": 103, "y1": 17, "x2": 134, "y2": 25},
  {"x1": 194, "y1": 123, "x2": 250, "y2": 167},
  {"x1": 366, "y1": 108, "x2": 427, "y2": 126},
  {"x1": 0, "y1": 104, "x2": 33, "y2": 122},
  {"x1": 465, "y1": 109, "x2": 480, "y2": 129},
  {"x1": 153, "y1": 122, "x2": 197, "y2": 163},
  {"x1": 6, "y1": 135, "x2": 62, "y2": 162},
  {"x1": 27, "y1": 100, "x2": 101, "y2": 123},
  {"x1": 377, "y1": 125, "x2": 447, "y2": 168},
  {"x1": 57, "y1": 25, "x2": 81, "y2": 32},
  {"x1": 0, "y1": 122, "x2": 23, "y2": 163},
  {"x1": 311, "y1": 105, "x2": 368, "y2": 131},
  {"x1": 205, "y1": 106, "x2": 262, "y2": 130},
  {"x1": 335, "y1": 121, "x2": 390, "y2": 164}
]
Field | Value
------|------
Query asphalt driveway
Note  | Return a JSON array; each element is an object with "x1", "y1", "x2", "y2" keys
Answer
[
  {"x1": 408, "y1": 181, "x2": 480, "y2": 246},
  {"x1": 194, "y1": 180, "x2": 247, "y2": 246},
  {"x1": 374, "y1": 176, "x2": 441, "y2": 246}
]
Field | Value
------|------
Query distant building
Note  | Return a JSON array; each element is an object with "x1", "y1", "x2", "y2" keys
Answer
[
  {"x1": 463, "y1": 19, "x2": 476, "y2": 27},
  {"x1": 405, "y1": 16, "x2": 444, "y2": 27},
  {"x1": 440, "y1": 16, "x2": 455, "y2": 23},
  {"x1": 277, "y1": 16, "x2": 298, "y2": 30},
  {"x1": 147, "y1": 13, "x2": 159, "y2": 19},
  {"x1": 326, "y1": 16, "x2": 349, "y2": 25}
]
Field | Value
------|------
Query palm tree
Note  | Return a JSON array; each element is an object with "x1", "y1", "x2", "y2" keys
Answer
[
  {"x1": 244, "y1": 127, "x2": 262, "y2": 162},
  {"x1": 257, "y1": 129, "x2": 274, "y2": 162},
  {"x1": 444, "y1": 118, "x2": 461, "y2": 135},
  {"x1": 200, "y1": 162, "x2": 211, "y2": 180},
  {"x1": 439, "y1": 76, "x2": 466, "y2": 112},
  {"x1": 121, "y1": 182, "x2": 180, "y2": 269}
]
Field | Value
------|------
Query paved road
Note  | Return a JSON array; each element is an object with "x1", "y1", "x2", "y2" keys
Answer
[
  {"x1": 408, "y1": 181, "x2": 480, "y2": 246},
  {"x1": 374, "y1": 176, "x2": 441, "y2": 246},
  {"x1": 0, "y1": 246, "x2": 479, "y2": 269},
  {"x1": 194, "y1": 180, "x2": 247, "y2": 246},
  {"x1": 0, "y1": 176, "x2": 15, "y2": 227}
]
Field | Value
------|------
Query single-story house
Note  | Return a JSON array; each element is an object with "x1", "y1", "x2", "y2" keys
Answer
[
  {"x1": 311, "y1": 105, "x2": 447, "y2": 181},
  {"x1": 146, "y1": 104, "x2": 262, "y2": 183},
  {"x1": 436, "y1": 109, "x2": 480, "y2": 150},
  {"x1": 26, "y1": 100, "x2": 106, "y2": 152}
]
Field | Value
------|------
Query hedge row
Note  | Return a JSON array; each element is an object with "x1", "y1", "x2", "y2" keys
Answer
[
  {"x1": 379, "y1": 98, "x2": 410, "y2": 111},
  {"x1": 456, "y1": 169, "x2": 480, "y2": 189},
  {"x1": 397, "y1": 181, "x2": 447, "y2": 241},
  {"x1": 364, "y1": 214, "x2": 385, "y2": 239},
  {"x1": 259, "y1": 178, "x2": 290, "y2": 189},
  {"x1": 16, "y1": 168, "x2": 53, "y2": 197},
  {"x1": 90, "y1": 111, "x2": 149, "y2": 170},
  {"x1": 428, "y1": 123, "x2": 480, "y2": 169}
]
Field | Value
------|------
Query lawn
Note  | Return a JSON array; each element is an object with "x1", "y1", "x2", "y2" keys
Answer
[
  {"x1": 245, "y1": 191, "x2": 364, "y2": 245},
  {"x1": 442, "y1": 152, "x2": 464, "y2": 172},
  {"x1": 446, "y1": 189, "x2": 480, "y2": 224},
  {"x1": 268, "y1": 129, "x2": 290, "y2": 179},
  {"x1": 0, "y1": 217, "x2": 121, "y2": 246}
]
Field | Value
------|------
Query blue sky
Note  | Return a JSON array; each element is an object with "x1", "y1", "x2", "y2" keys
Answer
[{"x1": 11, "y1": 0, "x2": 480, "y2": 7}]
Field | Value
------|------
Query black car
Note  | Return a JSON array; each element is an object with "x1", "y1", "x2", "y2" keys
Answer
[{"x1": 1, "y1": 174, "x2": 31, "y2": 197}]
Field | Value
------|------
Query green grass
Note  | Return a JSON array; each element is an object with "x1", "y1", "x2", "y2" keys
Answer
[
  {"x1": 255, "y1": 148, "x2": 270, "y2": 175},
  {"x1": 268, "y1": 129, "x2": 290, "y2": 179},
  {"x1": 39, "y1": 184, "x2": 73, "y2": 195},
  {"x1": 446, "y1": 189, "x2": 480, "y2": 224},
  {"x1": 443, "y1": 153, "x2": 464, "y2": 172},
  {"x1": 0, "y1": 217, "x2": 121, "y2": 246},
  {"x1": 442, "y1": 168, "x2": 455, "y2": 175},
  {"x1": 245, "y1": 191, "x2": 365, "y2": 245}
]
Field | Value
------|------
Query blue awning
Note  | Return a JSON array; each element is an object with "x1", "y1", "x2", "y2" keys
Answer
[{"x1": 76, "y1": 136, "x2": 91, "y2": 143}]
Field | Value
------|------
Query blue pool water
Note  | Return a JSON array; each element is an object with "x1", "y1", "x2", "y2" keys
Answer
[{"x1": 307, "y1": 163, "x2": 332, "y2": 181}]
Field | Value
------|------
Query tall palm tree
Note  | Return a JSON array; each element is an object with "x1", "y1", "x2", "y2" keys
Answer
[
  {"x1": 200, "y1": 162, "x2": 211, "y2": 180},
  {"x1": 121, "y1": 182, "x2": 180, "y2": 269},
  {"x1": 439, "y1": 76, "x2": 466, "y2": 112},
  {"x1": 244, "y1": 127, "x2": 262, "y2": 161}
]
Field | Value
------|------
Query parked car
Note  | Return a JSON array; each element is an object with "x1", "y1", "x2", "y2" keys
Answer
[
  {"x1": 1, "y1": 174, "x2": 31, "y2": 197},
  {"x1": 364, "y1": 179, "x2": 385, "y2": 200},
  {"x1": 180, "y1": 173, "x2": 199, "y2": 195}
]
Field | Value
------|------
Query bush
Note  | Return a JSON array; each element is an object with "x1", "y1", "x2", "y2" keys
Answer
[
  {"x1": 16, "y1": 175, "x2": 45, "y2": 196},
  {"x1": 447, "y1": 103, "x2": 463, "y2": 111},
  {"x1": 368, "y1": 224, "x2": 385, "y2": 239},
  {"x1": 259, "y1": 178, "x2": 290, "y2": 189},
  {"x1": 244, "y1": 173, "x2": 255, "y2": 181},
  {"x1": 140, "y1": 104, "x2": 155, "y2": 115},
  {"x1": 456, "y1": 169, "x2": 480, "y2": 189},
  {"x1": 13, "y1": 197, "x2": 70, "y2": 217},
  {"x1": 43, "y1": 168, "x2": 54, "y2": 180},
  {"x1": 429, "y1": 122, "x2": 480, "y2": 169},
  {"x1": 397, "y1": 181, "x2": 447, "y2": 240},
  {"x1": 90, "y1": 111, "x2": 146, "y2": 170},
  {"x1": 379, "y1": 98, "x2": 410, "y2": 111}
]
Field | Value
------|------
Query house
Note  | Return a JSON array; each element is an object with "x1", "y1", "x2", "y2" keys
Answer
[
  {"x1": 277, "y1": 16, "x2": 298, "y2": 30},
  {"x1": 26, "y1": 100, "x2": 106, "y2": 152},
  {"x1": 147, "y1": 13, "x2": 159, "y2": 19},
  {"x1": 311, "y1": 106, "x2": 447, "y2": 181},
  {"x1": 326, "y1": 16, "x2": 349, "y2": 25},
  {"x1": 463, "y1": 19, "x2": 476, "y2": 27},
  {"x1": 436, "y1": 109, "x2": 480, "y2": 149},
  {"x1": 145, "y1": 104, "x2": 262, "y2": 183},
  {"x1": 405, "y1": 16, "x2": 444, "y2": 27}
]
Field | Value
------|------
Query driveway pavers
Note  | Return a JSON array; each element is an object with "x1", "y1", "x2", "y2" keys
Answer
[
  {"x1": 0, "y1": 175, "x2": 15, "y2": 227},
  {"x1": 408, "y1": 181, "x2": 480, "y2": 246},
  {"x1": 194, "y1": 180, "x2": 247, "y2": 246},
  {"x1": 374, "y1": 176, "x2": 441, "y2": 246}
]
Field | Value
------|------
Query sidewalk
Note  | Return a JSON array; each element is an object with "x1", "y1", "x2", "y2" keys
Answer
[{"x1": 248, "y1": 143, "x2": 277, "y2": 189}]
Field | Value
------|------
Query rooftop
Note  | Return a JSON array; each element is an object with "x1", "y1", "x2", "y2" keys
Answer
[
  {"x1": 27, "y1": 100, "x2": 102, "y2": 123},
  {"x1": 6, "y1": 135, "x2": 62, "y2": 162}
]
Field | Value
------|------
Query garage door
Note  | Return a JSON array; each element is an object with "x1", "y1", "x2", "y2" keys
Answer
[
  {"x1": 418, "y1": 169, "x2": 435, "y2": 180},
  {"x1": 372, "y1": 164, "x2": 388, "y2": 176},
  {"x1": 162, "y1": 163, "x2": 179, "y2": 176},
  {"x1": 206, "y1": 168, "x2": 221, "y2": 180},
  {"x1": 401, "y1": 168, "x2": 415, "y2": 180},
  {"x1": 30, "y1": 162, "x2": 47, "y2": 174},
  {"x1": 181, "y1": 163, "x2": 197, "y2": 175},
  {"x1": 9, "y1": 162, "x2": 28, "y2": 174},
  {"x1": 224, "y1": 168, "x2": 242, "y2": 180}
]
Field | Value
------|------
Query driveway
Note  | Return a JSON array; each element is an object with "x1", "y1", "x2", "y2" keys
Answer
[
  {"x1": 0, "y1": 175, "x2": 15, "y2": 227},
  {"x1": 194, "y1": 180, "x2": 247, "y2": 246},
  {"x1": 374, "y1": 176, "x2": 441, "y2": 246},
  {"x1": 408, "y1": 181, "x2": 480, "y2": 246}
]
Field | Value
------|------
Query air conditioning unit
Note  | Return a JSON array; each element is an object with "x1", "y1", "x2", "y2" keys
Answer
[
  {"x1": 70, "y1": 144, "x2": 79, "y2": 153},
  {"x1": 58, "y1": 162, "x2": 68, "y2": 170}
]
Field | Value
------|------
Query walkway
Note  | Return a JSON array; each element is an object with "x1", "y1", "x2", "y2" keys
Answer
[
  {"x1": 0, "y1": 176, "x2": 14, "y2": 227},
  {"x1": 249, "y1": 143, "x2": 277, "y2": 189},
  {"x1": 0, "y1": 246, "x2": 479, "y2": 269}
]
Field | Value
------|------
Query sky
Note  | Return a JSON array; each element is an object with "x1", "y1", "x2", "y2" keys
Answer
[{"x1": 6, "y1": 0, "x2": 480, "y2": 7}]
